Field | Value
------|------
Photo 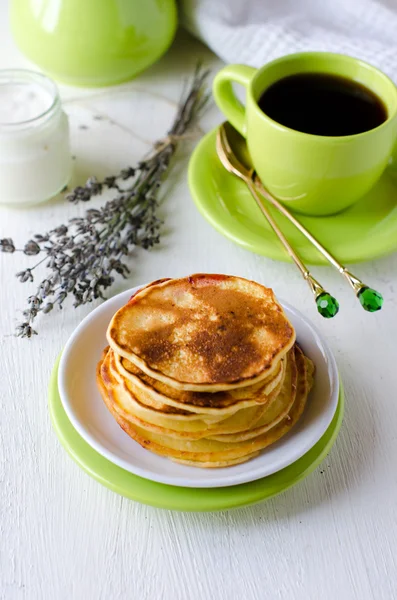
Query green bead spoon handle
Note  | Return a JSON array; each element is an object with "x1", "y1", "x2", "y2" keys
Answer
[
  {"x1": 253, "y1": 175, "x2": 383, "y2": 312},
  {"x1": 245, "y1": 178, "x2": 340, "y2": 318},
  {"x1": 216, "y1": 124, "x2": 339, "y2": 318}
]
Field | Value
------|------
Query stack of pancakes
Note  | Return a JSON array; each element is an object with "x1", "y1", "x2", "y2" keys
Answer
[{"x1": 98, "y1": 274, "x2": 314, "y2": 468}]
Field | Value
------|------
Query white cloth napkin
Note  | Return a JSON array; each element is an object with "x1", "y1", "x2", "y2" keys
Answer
[{"x1": 180, "y1": 0, "x2": 397, "y2": 79}]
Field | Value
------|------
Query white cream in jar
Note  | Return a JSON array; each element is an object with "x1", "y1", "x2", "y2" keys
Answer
[{"x1": 0, "y1": 70, "x2": 71, "y2": 206}]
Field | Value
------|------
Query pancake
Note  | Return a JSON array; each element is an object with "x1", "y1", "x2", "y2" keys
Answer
[
  {"x1": 107, "y1": 274, "x2": 295, "y2": 391},
  {"x1": 172, "y1": 453, "x2": 260, "y2": 468},
  {"x1": 114, "y1": 349, "x2": 286, "y2": 416},
  {"x1": 103, "y1": 349, "x2": 217, "y2": 421},
  {"x1": 100, "y1": 350, "x2": 288, "y2": 439},
  {"x1": 208, "y1": 347, "x2": 298, "y2": 442},
  {"x1": 97, "y1": 345, "x2": 313, "y2": 465}
]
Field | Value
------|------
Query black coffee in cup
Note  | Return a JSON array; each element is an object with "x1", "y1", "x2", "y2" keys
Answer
[{"x1": 258, "y1": 73, "x2": 387, "y2": 136}]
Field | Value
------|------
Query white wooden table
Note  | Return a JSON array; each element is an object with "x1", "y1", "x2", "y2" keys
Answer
[{"x1": 1, "y1": 5, "x2": 397, "y2": 600}]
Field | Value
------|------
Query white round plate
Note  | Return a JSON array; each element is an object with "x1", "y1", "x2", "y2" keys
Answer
[{"x1": 58, "y1": 285, "x2": 339, "y2": 488}]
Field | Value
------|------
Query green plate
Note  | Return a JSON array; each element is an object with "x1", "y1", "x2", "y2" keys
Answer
[
  {"x1": 188, "y1": 127, "x2": 397, "y2": 265},
  {"x1": 49, "y1": 358, "x2": 344, "y2": 512}
]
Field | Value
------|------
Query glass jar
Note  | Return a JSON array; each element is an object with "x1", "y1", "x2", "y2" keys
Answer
[{"x1": 0, "y1": 70, "x2": 71, "y2": 206}]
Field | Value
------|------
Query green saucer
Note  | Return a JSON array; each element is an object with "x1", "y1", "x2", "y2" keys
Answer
[
  {"x1": 189, "y1": 127, "x2": 397, "y2": 265},
  {"x1": 49, "y1": 358, "x2": 344, "y2": 512}
]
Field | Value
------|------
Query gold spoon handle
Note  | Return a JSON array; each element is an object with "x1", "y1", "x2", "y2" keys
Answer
[
  {"x1": 246, "y1": 180, "x2": 331, "y2": 302},
  {"x1": 253, "y1": 175, "x2": 362, "y2": 292},
  {"x1": 252, "y1": 174, "x2": 383, "y2": 312}
]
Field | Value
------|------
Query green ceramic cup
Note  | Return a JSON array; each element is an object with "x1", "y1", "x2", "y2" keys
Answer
[{"x1": 213, "y1": 53, "x2": 397, "y2": 216}]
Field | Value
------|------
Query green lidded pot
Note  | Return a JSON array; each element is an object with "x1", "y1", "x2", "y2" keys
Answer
[{"x1": 10, "y1": 0, "x2": 177, "y2": 87}]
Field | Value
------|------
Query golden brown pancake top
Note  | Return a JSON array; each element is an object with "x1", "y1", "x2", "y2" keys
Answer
[{"x1": 107, "y1": 274, "x2": 295, "y2": 386}]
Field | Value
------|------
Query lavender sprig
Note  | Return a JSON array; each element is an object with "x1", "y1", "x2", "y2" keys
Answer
[{"x1": 1, "y1": 64, "x2": 210, "y2": 338}]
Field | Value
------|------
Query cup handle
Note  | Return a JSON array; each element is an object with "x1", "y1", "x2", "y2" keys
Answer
[
  {"x1": 213, "y1": 65, "x2": 257, "y2": 137},
  {"x1": 390, "y1": 132, "x2": 397, "y2": 172}
]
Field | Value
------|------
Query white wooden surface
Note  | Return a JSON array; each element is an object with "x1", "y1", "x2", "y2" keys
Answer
[{"x1": 1, "y1": 4, "x2": 397, "y2": 600}]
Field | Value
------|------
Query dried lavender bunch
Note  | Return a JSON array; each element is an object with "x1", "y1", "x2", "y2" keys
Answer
[{"x1": 1, "y1": 64, "x2": 210, "y2": 338}]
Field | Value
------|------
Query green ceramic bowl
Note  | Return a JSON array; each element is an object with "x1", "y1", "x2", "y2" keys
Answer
[{"x1": 10, "y1": 0, "x2": 177, "y2": 87}]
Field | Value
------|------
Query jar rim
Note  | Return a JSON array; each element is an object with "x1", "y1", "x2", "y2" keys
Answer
[{"x1": 0, "y1": 69, "x2": 60, "y2": 128}]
